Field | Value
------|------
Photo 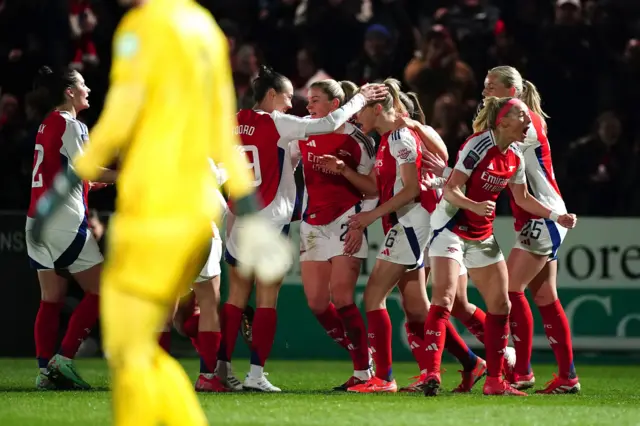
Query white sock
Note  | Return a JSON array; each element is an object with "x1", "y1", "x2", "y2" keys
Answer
[
  {"x1": 249, "y1": 364, "x2": 264, "y2": 378},
  {"x1": 354, "y1": 369, "x2": 372, "y2": 380},
  {"x1": 40, "y1": 368, "x2": 48, "y2": 374},
  {"x1": 202, "y1": 373, "x2": 215, "y2": 379}
]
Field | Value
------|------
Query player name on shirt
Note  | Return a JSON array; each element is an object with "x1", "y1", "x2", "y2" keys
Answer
[{"x1": 234, "y1": 124, "x2": 255, "y2": 136}]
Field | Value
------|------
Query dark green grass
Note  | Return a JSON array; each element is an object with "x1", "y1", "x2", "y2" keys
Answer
[{"x1": 0, "y1": 359, "x2": 638, "y2": 426}]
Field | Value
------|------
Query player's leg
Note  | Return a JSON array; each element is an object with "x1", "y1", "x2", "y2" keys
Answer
[
  {"x1": 217, "y1": 243, "x2": 254, "y2": 381},
  {"x1": 48, "y1": 232, "x2": 103, "y2": 389},
  {"x1": 404, "y1": 263, "x2": 485, "y2": 393},
  {"x1": 243, "y1": 272, "x2": 283, "y2": 392},
  {"x1": 397, "y1": 267, "x2": 430, "y2": 392},
  {"x1": 329, "y1": 255, "x2": 372, "y2": 389},
  {"x1": 193, "y1": 274, "x2": 229, "y2": 392},
  {"x1": 506, "y1": 246, "x2": 547, "y2": 388},
  {"x1": 158, "y1": 300, "x2": 179, "y2": 354},
  {"x1": 34, "y1": 270, "x2": 67, "y2": 389},
  {"x1": 529, "y1": 261, "x2": 580, "y2": 394},
  {"x1": 465, "y1": 236, "x2": 526, "y2": 396},
  {"x1": 346, "y1": 258, "x2": 404, "y2": 393},
  {"x1": 451, "y1": 271, "x2": 487, "y2": 344},
  {"x1": 301, "y1": 260, "x2": 349, "y2": 352},
  {"x1": 102, "y1": 220, "x2": 210, "y2": 426}
]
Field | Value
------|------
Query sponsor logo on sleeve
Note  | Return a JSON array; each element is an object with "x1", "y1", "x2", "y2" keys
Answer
[{"x1": 462, "y1": 151, "x2": 480, "y2": 170}]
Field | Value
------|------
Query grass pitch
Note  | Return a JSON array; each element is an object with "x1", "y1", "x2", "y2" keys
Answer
[{"x1": 0, "y1": 358, "x2": 638, "y2": 426}]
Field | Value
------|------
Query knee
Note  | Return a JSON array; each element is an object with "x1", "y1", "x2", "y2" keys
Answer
[
  {"x1": 402, "y1": 299, "x2": 428, "y2": 323},
  {"x1": 41, "y1": 287, "x2": 66, "y2": 303},
  {"x1": 363, "y1": 287, "x2": 386, "y2": 312},
  {"x1": 451, "y1": 299, "x2": 475, "y2": 320},
  {"x1": 432, "y1": 294, "x2": 454, "y2": 311},
  {"x1": 307, "y1": 295, "x2": 330, "y2": 315},
  {"x1": 533, "y1": 289, "x2": 557, "y2": 307},
  {"x1": 486, "y1": 297, "x2": 510, "y2": 315},
  {"x1": 331, "y1": 285, "x2": 355, "y2": 310}
]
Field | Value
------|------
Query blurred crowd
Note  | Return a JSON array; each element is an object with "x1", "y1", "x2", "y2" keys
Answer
[{"x1": 1, "y1": 0, "x2": 640, "y2": 215}]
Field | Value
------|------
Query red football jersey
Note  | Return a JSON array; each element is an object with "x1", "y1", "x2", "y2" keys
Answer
[
  {"x1": 375, "y1": 127, "x2": 437, "y2": 233},
  {"x1": 430, "y1": 130, "x2": 526, "y2": 240},
  {"x1": 27, "y1": 110, "x2": 89, "y2": 231},
  {"x1": 234, "y1": 109, "x2": 298, "y2": 225},
  {"x1": 294, "y1": 123, "x2": 375, "y2": 225}
]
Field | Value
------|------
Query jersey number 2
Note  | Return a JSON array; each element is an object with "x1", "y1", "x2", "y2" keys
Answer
[
  {"x1": 239, "y1": 145, "x2": 262, "y2": 187},
  {"x1": 32, "y1": 144, "x2": 44, "y2": 188}
]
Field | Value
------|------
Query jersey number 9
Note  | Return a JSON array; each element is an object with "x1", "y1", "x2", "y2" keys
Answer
[
  {"x1": 32, "y1": 144, "x2": 44, "y2": 188},
  {"x1": 239, "y1": 145, "x2": 262, "y2": 187}
]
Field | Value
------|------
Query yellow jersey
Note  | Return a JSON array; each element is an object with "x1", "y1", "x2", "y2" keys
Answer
[{"x1": 74, "y1": 0, "x2": 253, "y2": 221}]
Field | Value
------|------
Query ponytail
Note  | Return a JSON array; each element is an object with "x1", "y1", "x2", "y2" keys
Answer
[
  {"x1": 339, "y1": 80, "x2": 358, "y2": 104},
  {"x1": 371, "y1": 78, "x2": 406, "y2": 115},
  {"x1": 31, "y1": 66, "x2": 78, "y2": 112},
  {"x1": 406, "y1": 92, "x2": 425, "y2": 124},
  {"x1": 472, "y1": 96, "x2": 516, "y2": 133},
  {"x1": 252, "y1": 65, "x2": 290, "y2": 103},
  {"x1": 521, "y1": 79, "x2": 549, "y2": 120}
]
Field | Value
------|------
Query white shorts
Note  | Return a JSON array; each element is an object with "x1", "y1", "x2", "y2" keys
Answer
[
  {"x1": 513, "y1": 218, "x2": 567, "y2": 260},
  {"x1": 423, "y1": 248, "x2": 468, "y2": 276},
  {"x1": 225, "y1": 222, "x2": 290, "y2": 267},
  {"x1": 376, "y1": 222, "x2": 429, "y2": 270},
  {"x1": 299, "y1": 206, "x2": 368, "y2": 262},
  {"x1": 26, "y1": 227, "x2": 103, "y2": 274},
  {"x1": 428, "y1": 228, "x2": 504, "y2": 269},
  {"x1": 195, "y1": 238, "x2": 222, "y2": 282}
]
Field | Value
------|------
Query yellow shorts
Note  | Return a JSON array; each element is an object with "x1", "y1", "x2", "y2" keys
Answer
[{"x1": 103, "y1": 215, "x2": 212, "y2": 304}]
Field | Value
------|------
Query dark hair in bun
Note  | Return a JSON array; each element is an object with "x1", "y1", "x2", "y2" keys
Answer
[
  {"x1": 32, "y1": 66, "x2": 79, "y2": 112},
  {"x1": 252, "y1": 65, "x2": 290, "y2": 103}
]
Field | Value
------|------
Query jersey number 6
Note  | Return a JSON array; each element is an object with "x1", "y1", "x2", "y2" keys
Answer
[
  {"x1": 238, "y1": 145, "x2": 262, "y2": 187},
  {"x1": 32, "y1": 144, "x2": 44, "y2": 188}
]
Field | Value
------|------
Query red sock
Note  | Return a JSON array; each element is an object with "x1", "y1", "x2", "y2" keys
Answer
[
  {"x1": 444, "y1": 321, "x2": 478, "y2": 371},
  {"x1": 218, "y1": 303, "x2": 243, "y2": 362},
  {"x1": 366, "y1": 309, "x2": 393, "y2": 381},
  {"x1": 198, "y1": 331, "x2": 222, "y2": 373},
  {"x1": 338, "y1": 304, "x2": 370, "y2": 371},
  {"x1": 405, "y1": 322, "x2": 428, "y2": 372},
  {"x1": 485, "y1": 313, "x2": 509, "y2": 378},
  {"x1": 159, "y1": 331, "x2": 172, "y2": 353},
  {"x1": 538, "y1": 300, "x2": 576, "y2": 379},
  {"x1": 314, "y1": 303, "x2": 351, "y2": 351},
  {"x1": 35, "y1": 301, "x2": 63, "y2": 369},
  {"x1": 60, "y1": 293, "x2": 99, "y2": 359},
  {"x1": 250, "y1": 308, "x2": 277, "y2": 367},
  {"x1": 422, "y1": 305, "x2": 449, "y2": 375},
  {"x1": 509, "y1": 292, "x2": 534, "y2": 375},
  {"x1": 183, "y1": 313, "x2": 200, "y2": 339},
  {"x1": 461, "y1": 307, "x2": 486, "y2": 344}
]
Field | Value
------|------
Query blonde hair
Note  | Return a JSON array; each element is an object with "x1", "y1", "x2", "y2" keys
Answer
[
  {"x1": 398, "y1": 91, "x2": 425, "y2": 124},
  {"x1": 368, "y1": 78, "x2": 406, "y2": 115},
  {"x1": 472, "y1": 96, "x2": 517, "y2": 133},
  {"x1": 309, "y1": 79, "x2": 358, "y2": 107},
  {"x1": 488, "y1": 65, "x2": 549, "y2": 120}
]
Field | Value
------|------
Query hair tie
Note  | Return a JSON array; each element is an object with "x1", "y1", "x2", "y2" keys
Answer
[{"x1": 495, "y1": 98, "x2": 524, "y2": 126}]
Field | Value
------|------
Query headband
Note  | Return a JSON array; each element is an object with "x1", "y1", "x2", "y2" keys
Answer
[{"x1": 495, "y1": 98, "x2": 524, "y2": 126}]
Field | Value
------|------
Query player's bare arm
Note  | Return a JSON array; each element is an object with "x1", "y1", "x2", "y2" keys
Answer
[
  {"x1": 348, "y1": 162, "x2": 419, "y2": 230},
  {"x1": 508, "y1": 182, "x2": 577, "y2": 229},
  {"x1": 444, "y1": 169, "x2": 495, "y2": 217}
]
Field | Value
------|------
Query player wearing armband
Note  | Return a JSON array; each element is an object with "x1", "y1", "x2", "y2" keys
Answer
[
  {"x1": 29, "y1": 1, "x2": 293, "y2": 424},
  {"x1": 218, "y1": 66, "x2": 387, "y2": 392},
  {"x1": 292, "y1": 79, "x2": 376, "y2": 390},
  {"x1": 422, "y1": 96, "x2": 577, "y2": 397},
  {"x1": 26, "y1": 67, "x2": 116, "y2": 390}
]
